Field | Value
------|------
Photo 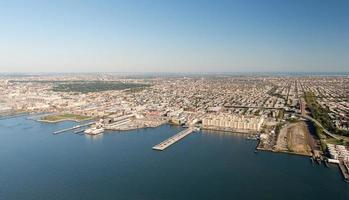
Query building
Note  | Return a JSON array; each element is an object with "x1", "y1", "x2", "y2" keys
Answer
[
  {"x1": 300, "y1": 98, "x2": 306, "y2": 116},
  {"x1": 202, "y1": 114, "x2": 264, "y2": 132},
  {"x1": 0, "y1": 103, "x2": 12, "y2": 114}
]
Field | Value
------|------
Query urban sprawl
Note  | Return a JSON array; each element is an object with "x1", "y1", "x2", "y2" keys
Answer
[{"x1": 0, "y1": 74, "x2": 348, "y2": 181}]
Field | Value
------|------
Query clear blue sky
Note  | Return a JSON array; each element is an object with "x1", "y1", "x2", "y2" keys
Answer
[{"x1": 0, "y1": 0, "x2": 348, "y2": 73}]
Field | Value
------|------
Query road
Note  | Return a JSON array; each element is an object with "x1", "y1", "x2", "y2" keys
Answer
[{"x1": 300, "y1": 114, "x2": 342, "y2": 140}]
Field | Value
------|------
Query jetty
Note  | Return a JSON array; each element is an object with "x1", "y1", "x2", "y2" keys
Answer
[
  {"x1": 339, "y1": 161, "x2": 349, "y2": 182},
  {"x1": 53, "y1": 122, "x2": 95, "y2": 134},
  {"x1": 153, "y1": 128, "x2": 195, "y2": 151}
]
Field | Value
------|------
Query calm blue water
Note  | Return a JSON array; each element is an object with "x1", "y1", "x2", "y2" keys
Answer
[{"x1": 1, "y1": 116, "x2": 348, "y2": 200}]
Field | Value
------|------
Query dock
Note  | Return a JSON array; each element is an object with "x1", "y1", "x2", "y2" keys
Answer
[
  {"x1": 74, "y1": 129, "x2": 86, "y2": 134},
  {"x1": 53, "y1": 122, "x2": 95, "y2": 134},
  {"x1": 339, "y1": 161, "x2": 349, "y2": 182},
  {"x1": 153, "y1": 128, "x2": 195, "y2": 151}
]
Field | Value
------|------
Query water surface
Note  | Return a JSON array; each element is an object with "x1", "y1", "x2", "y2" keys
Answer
[{"x1": 1, "y1": 116, "x2": 348, "y2": 200}]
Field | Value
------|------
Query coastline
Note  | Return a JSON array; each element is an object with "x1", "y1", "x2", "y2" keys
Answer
[
  {"x1": 256, "y1": 138, "x2": 312, "y2": 157},
  {"x1": 0, "y1": 112, "x2": 29, "y2": 120},
  {"x1": 256, "y1": 146, "x2": 312, "y2": 157}
]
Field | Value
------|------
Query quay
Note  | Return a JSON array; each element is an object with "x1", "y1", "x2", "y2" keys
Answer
[
  {"x1": 104, "y1": 119, "x2": 131, "y2": 130},
  {"x1": 53, "y1": 122, "x2": 95, "y2": 134},
  {"x1": 153, "y1": 128, "x2": 195, "y2": 151},
  {"x1": 339, "y1": 161, "x2": 349, "y2": 182}
]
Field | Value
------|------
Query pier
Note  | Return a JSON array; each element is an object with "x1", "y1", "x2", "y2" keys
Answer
[
  {"x1": 153, "y1": 128, "x2": 195, "y2": 151},
  {"x1": 339, "y1": 161, "x2": 349, "y2": 182},
  {"x1": 53, "y1": 122, "x2": 95, "y2": 134},
  {"x1": 74, "y1": 129, "x2": 86, "y2": 134}
]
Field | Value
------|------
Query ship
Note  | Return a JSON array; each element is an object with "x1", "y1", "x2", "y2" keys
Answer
[{"x1": 84, "y1": 127, "x2": 104, "y2": 135}]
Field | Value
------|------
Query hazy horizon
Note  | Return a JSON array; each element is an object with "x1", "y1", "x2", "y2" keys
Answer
[
  {"x1": 1, "y1": 71, "x2": 348, "y2": 77},
  {"x1": 0, "y1": 0, "x2": 348, "y2": 73}
]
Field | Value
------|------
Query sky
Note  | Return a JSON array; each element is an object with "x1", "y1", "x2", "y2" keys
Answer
[{"x1": 0, "y1": 0, "x2": 348, "y2": 73}]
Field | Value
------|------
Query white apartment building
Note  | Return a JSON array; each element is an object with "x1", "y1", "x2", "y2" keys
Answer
[{"x1": 202, "y1": 114, "x2": 264, "y2": 131}]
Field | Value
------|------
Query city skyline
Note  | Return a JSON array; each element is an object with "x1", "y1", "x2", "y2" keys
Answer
[{"x1": 0, "y1": 0, "x2": 348, "y2": 73}]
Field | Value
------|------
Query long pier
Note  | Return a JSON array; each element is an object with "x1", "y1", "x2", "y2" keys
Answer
[
  {"x1": 153, "y1": 128, "x2": 195, "y2": 151},
  {"x1": 53, "y1": 122, "x2": 95, "y2": 134}
]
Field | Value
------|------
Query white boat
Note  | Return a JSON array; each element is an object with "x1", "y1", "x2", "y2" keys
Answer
[
  {"x1": 84, "y1": 127, "x2": 104, "y2": 135},
  {"x1": 91, "y1": 128, "x2": 104, "y2": 135},
  {"x1": 84, "y1": 128, "x2": 92, "y2": 134}
]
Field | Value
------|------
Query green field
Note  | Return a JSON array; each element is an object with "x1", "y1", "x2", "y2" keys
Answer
[
  {"x1": 52, "y1": 81, "x2": 149, "y2": 93},
  {"x1": 41, "y1": 114, "x2": 91, "y2": 122}
]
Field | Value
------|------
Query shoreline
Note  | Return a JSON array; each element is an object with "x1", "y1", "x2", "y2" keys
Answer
[
  {"x1": 256, "y1": 138, "x2": 312, "y2": 157},
  {"x1": 256, "y1": 146, "x2": 312, "y2": 157},
  {"x1": 0, "y1": 112, "x2": 29, "y2": 120}
]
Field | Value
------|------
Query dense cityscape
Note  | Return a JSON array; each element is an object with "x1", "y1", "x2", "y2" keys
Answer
[{"x1": 1, "y1": 74, "x2": 348, "y2": 181}]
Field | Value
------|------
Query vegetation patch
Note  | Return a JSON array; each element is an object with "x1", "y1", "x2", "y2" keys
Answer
[
  {"x1": 287, "y1": 118, "x2": 300, "y2": 123},
  {"x1": 326, "y1": 138, "x2": 345, "y2": 145},
  {"x1": 41, "y1": 114, "x2": 91, "y2": 122},
  {"x1": 52, "y1": 81, "x2": 149, "y2": 93},
  {"x1": 305, "y1": 92, "x2": 349, "y2": 136}
]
